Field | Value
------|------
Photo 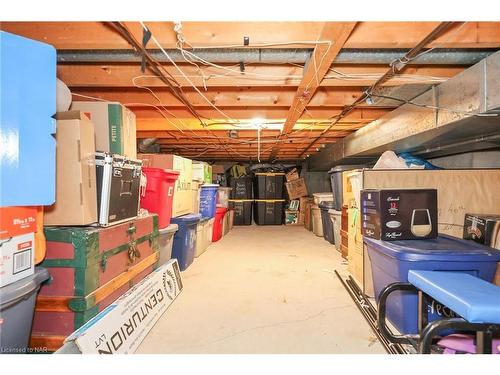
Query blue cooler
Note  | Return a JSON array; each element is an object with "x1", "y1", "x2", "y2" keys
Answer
[
  {"x1": 366, "y1": 234, "x2": 500, "y2": 334},
  {"x1": 171, "y1": 214, "x2": 201, "y2": 271},
  {"x1": 199, "y1": 184, "x2": 219, "y2": 218}
]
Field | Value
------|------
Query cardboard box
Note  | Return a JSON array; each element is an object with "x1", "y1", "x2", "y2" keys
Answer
[
  {"x1": 357, "y1": 169, "x2": 500, "y2": 239},
  {"x1": 463, "y1": 214, "x2": 500, "y2": 249},
  {"x1": 71, "y1": 101, "x2": 137, "y2": 158},
  {"x1": 361, "y1": 189, "x2": 437, "y2": 241},
  {"x1": 137, "y1": 154, "x2": 193, "y2": 217},
  {"x1": 0, "y1": 206, "x2": 37, "y2": 239},
  {"x1": 0, "y1": 232, "x2": 35, "y2": 287},
  {"x1": 285, "y1": 210, "x2": 300, "y2": 225},
  {"x1": 285, "y1": 168, "x2": 300, "y2": 182},
  {"x1": 44, "y1": 111, "x2": 98, "y2": 226},
  {"x1": 211, "y1": 165, "x2": 225, "y2": 174},
  {"x1": 285, "y1": 178, "x2": 308, "y2": 200},
  {"x1": 55, "y1": 259, "x2": 183, "y2": 354}
]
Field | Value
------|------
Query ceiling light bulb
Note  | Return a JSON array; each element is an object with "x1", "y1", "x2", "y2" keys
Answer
[{"x1": 365, "y1": 96, "x2": 375, "y2": 105}]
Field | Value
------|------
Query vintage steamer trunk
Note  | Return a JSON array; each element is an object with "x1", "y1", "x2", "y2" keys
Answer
[{"x1": 30, "y1": 214, "x2": 159, "y2": 351}]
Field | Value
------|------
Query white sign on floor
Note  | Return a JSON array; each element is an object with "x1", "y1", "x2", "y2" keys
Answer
[{"x1": 56, "y1": 259, "x2": 183, "y2": 354}]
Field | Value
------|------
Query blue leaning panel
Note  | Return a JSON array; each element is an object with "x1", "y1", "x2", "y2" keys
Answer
[
  {"x1": 408, "y1": 270, "x2": 500, "y2": 324},
  {"x1": 0, "y1": 31, "x2": 56, "y2": 207}
]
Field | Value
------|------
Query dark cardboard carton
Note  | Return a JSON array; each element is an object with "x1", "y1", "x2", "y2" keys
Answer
[{"x1": 361, "y1": 189, "x2": 438, "y2": 241}]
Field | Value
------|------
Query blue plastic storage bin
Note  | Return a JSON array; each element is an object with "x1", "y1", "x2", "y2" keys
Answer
[
  {"x1": 170, "y1": 214, "x2": 201, "y2": 271},
  {"x1": 366, "y1": 234, "x2": 500, "y2": 334},
  {"x1": 199, "y1": 184, "x2": 219, "y2": 218},
  {"x1": 0, "y1": 31, "x2": 57, "y2": 207}
]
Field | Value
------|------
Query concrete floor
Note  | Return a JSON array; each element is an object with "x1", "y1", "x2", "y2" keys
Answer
[{"x1": 137, "y1": 225, "x2": 385, "y2": 354}]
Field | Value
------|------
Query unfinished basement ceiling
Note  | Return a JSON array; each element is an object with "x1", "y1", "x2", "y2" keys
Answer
[{"x1": 3, "y1": 21, "x2": 500, "y2": 162}]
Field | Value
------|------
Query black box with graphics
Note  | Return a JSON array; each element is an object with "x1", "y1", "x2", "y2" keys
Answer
[
  {"x1": 463, "y1": 214, "x2": 500, "y2": 249},
  {"x1": 361, "y1": 189, "x2": 438, "y2": 241}
]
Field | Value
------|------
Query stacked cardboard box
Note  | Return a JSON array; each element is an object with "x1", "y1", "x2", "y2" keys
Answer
[{"x1": 283, "y1": 169, "x2": 308, "y2": 225}]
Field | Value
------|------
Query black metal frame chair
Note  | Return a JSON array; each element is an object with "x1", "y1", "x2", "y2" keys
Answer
[{"x1": 377, "y1": 282, "x2": 500, "y2": 354}]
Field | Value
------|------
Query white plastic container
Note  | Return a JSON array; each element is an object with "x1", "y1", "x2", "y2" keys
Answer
[
  {"x1": 312, "y1": 205, "x2": 323, "y2": 237},
  {"x1": 158, "y1": 224, "x2": 178, "y2": 266},
  {"x1": 216, "y1": 187, "x2": 232, "y2": 208},
  {"x1": 195, "y1": 218, "x2": 211, "y2": 257},
  {"x1": 313, "y1": 192, "x2": 334, "y2": 205}
]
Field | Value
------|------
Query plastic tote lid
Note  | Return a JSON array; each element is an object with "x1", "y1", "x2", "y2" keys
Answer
[
  {"x1": 319, "y1": 201, "x2": 336, "y2": 209},
  {"x1": 171, "y1": 213, "x2": 202, "y2": 223},
  {"x1": 159, "y1": 223, "x2": 178, "y2": 234},
  {"x1": 201, "y1": 184, "x2": 220, "y2": 189},
  {"x1": 0, "y1": 267, "x2": 50, "y2": 308},
  {"x1": 364, "y1": 234, "x2": 500, "y2": 262},
  {"x1": 328, "y1": 165, "x2": 368, "y2": 174}
]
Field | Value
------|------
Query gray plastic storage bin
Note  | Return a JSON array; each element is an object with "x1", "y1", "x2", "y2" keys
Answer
[
  {"x1": 328, "y1": 165, "x2": 368, "y2": 211},
  {"x1": 157, "y1": 224, "x2": 178, "y2": 267},
  {"x1": 0, "y1": 267, "x2": 50, "y2": 353}
]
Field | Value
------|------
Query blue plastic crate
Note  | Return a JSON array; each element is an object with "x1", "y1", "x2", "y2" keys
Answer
[{"x1": 0, "y1": 31, "x2": 56, "y2": 206}]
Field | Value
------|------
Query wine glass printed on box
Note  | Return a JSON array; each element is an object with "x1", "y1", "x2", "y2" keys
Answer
[{"x1": 411, "y1": 209, "x2": 432, "y2": 237}]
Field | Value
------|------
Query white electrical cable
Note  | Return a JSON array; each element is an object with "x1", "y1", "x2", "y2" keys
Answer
[{"x1": 140, "y1": 21, "x2": 235, "y2": 122}]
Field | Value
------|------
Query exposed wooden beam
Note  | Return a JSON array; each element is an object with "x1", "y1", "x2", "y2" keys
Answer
[
  {"x1": 132, "y1": 107, "x2": 390, "y2": 122},
  {"x1": 283, "y1": 23, "x2": 357, "y2": 134},
  {"x1": 72, "y1": 87, "x2": 378, "y2": 108},
  {"x1": 267, "y1": 22, "x2": 357, "y2": 161},
  {"x1": 3, "y1": 22, "x2": 500, "y2": 49},
  {"x1": 59, "y1": 64, "x2": 463, "y2": 88}
]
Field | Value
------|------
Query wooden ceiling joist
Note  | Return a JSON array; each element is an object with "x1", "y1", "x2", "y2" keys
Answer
[
  {"x1": 58, "y1": 64, "x2": 463, "y2": 88},
  {"x1": 3, "y1": 22, "x2": 500, "y2": 50},
  {"x1": 268, "y1": 22, "x2": 357, "y2": 160}
]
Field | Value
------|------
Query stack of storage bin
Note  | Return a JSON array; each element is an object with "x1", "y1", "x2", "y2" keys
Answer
[
  {"x1": 228, "y1": 176, "x2": 253, "y2": 226},
  {"x1": 254, "y1": 173, "x2": 285, "y2": 225}
]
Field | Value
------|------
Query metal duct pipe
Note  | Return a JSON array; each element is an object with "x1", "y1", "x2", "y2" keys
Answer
[
  {"x1": 57, "y1": 48, "x2": 495, "y2": 65},
  {"x1": 308, "y1": 50, "x2": 500, "y2": 171}
]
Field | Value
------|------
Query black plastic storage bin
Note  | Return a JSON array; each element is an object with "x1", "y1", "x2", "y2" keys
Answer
[
  {"x1": 253, "y1": 173, "x2": 285, "y2": 199},
  {"x1": 328, "y1": 165, "x2": 369, "y2": 211},
  {"x1": 254, "y1": 200, "x2": 284, "y2": 225},
  {"x1": 229, "y1": 176, "x2": 253, "y2": 199},
  {"x1": 229, "y1": 199, "x2": 253, "y2": 225},
  {"x1": 319, "y1": 201, "x2": 336, "y2": 244}
]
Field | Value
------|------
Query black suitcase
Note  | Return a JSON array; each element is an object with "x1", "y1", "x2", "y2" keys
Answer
[{"x1": 95, "y1": 152, "x2": 142, "y2": 226}]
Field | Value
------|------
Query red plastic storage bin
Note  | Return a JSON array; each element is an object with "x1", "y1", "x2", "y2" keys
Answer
[
  {"x1": 140, "y1": 168, "x2": 179, "y2": 229},
  {"x1": 212, "y1": 207, "x2": 228, "y2": 242}
]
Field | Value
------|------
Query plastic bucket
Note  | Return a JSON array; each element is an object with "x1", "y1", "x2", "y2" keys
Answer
[
  {"x1": 328, "y1": 209, "x2": 342, "y2": 252},
  {"x1": 199, "y1": 184, "x2": 219, "y2": 218},
  {"x1": 140, "y1": 168, "x2": 180, "y2": 229},
  {"x1": 311, "y1": 205, "x2": 323, "y2": 237},
  {"x1": 212, "y1": 207, "x2": 228, "y2": 242},
  {"x1": 319, "y1": 202, "x2": 336, "y2": 244},
  {"x1": 216, "y1": 187, "x2": 232, "y2": 208},
  {"x1": 0, "y1": 267, "x2": 49, "y2": 353},
  {"x1": 157, "y1": 224, "x2": 178, "y2": 266},
  {"x1": 170, "y1": 214, "x2": 201, "y2": 271}
]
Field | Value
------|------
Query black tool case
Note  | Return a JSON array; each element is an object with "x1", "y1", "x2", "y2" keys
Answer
[{"x1": 95, "y1": 152, "x2": 142, "y2": 226}]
